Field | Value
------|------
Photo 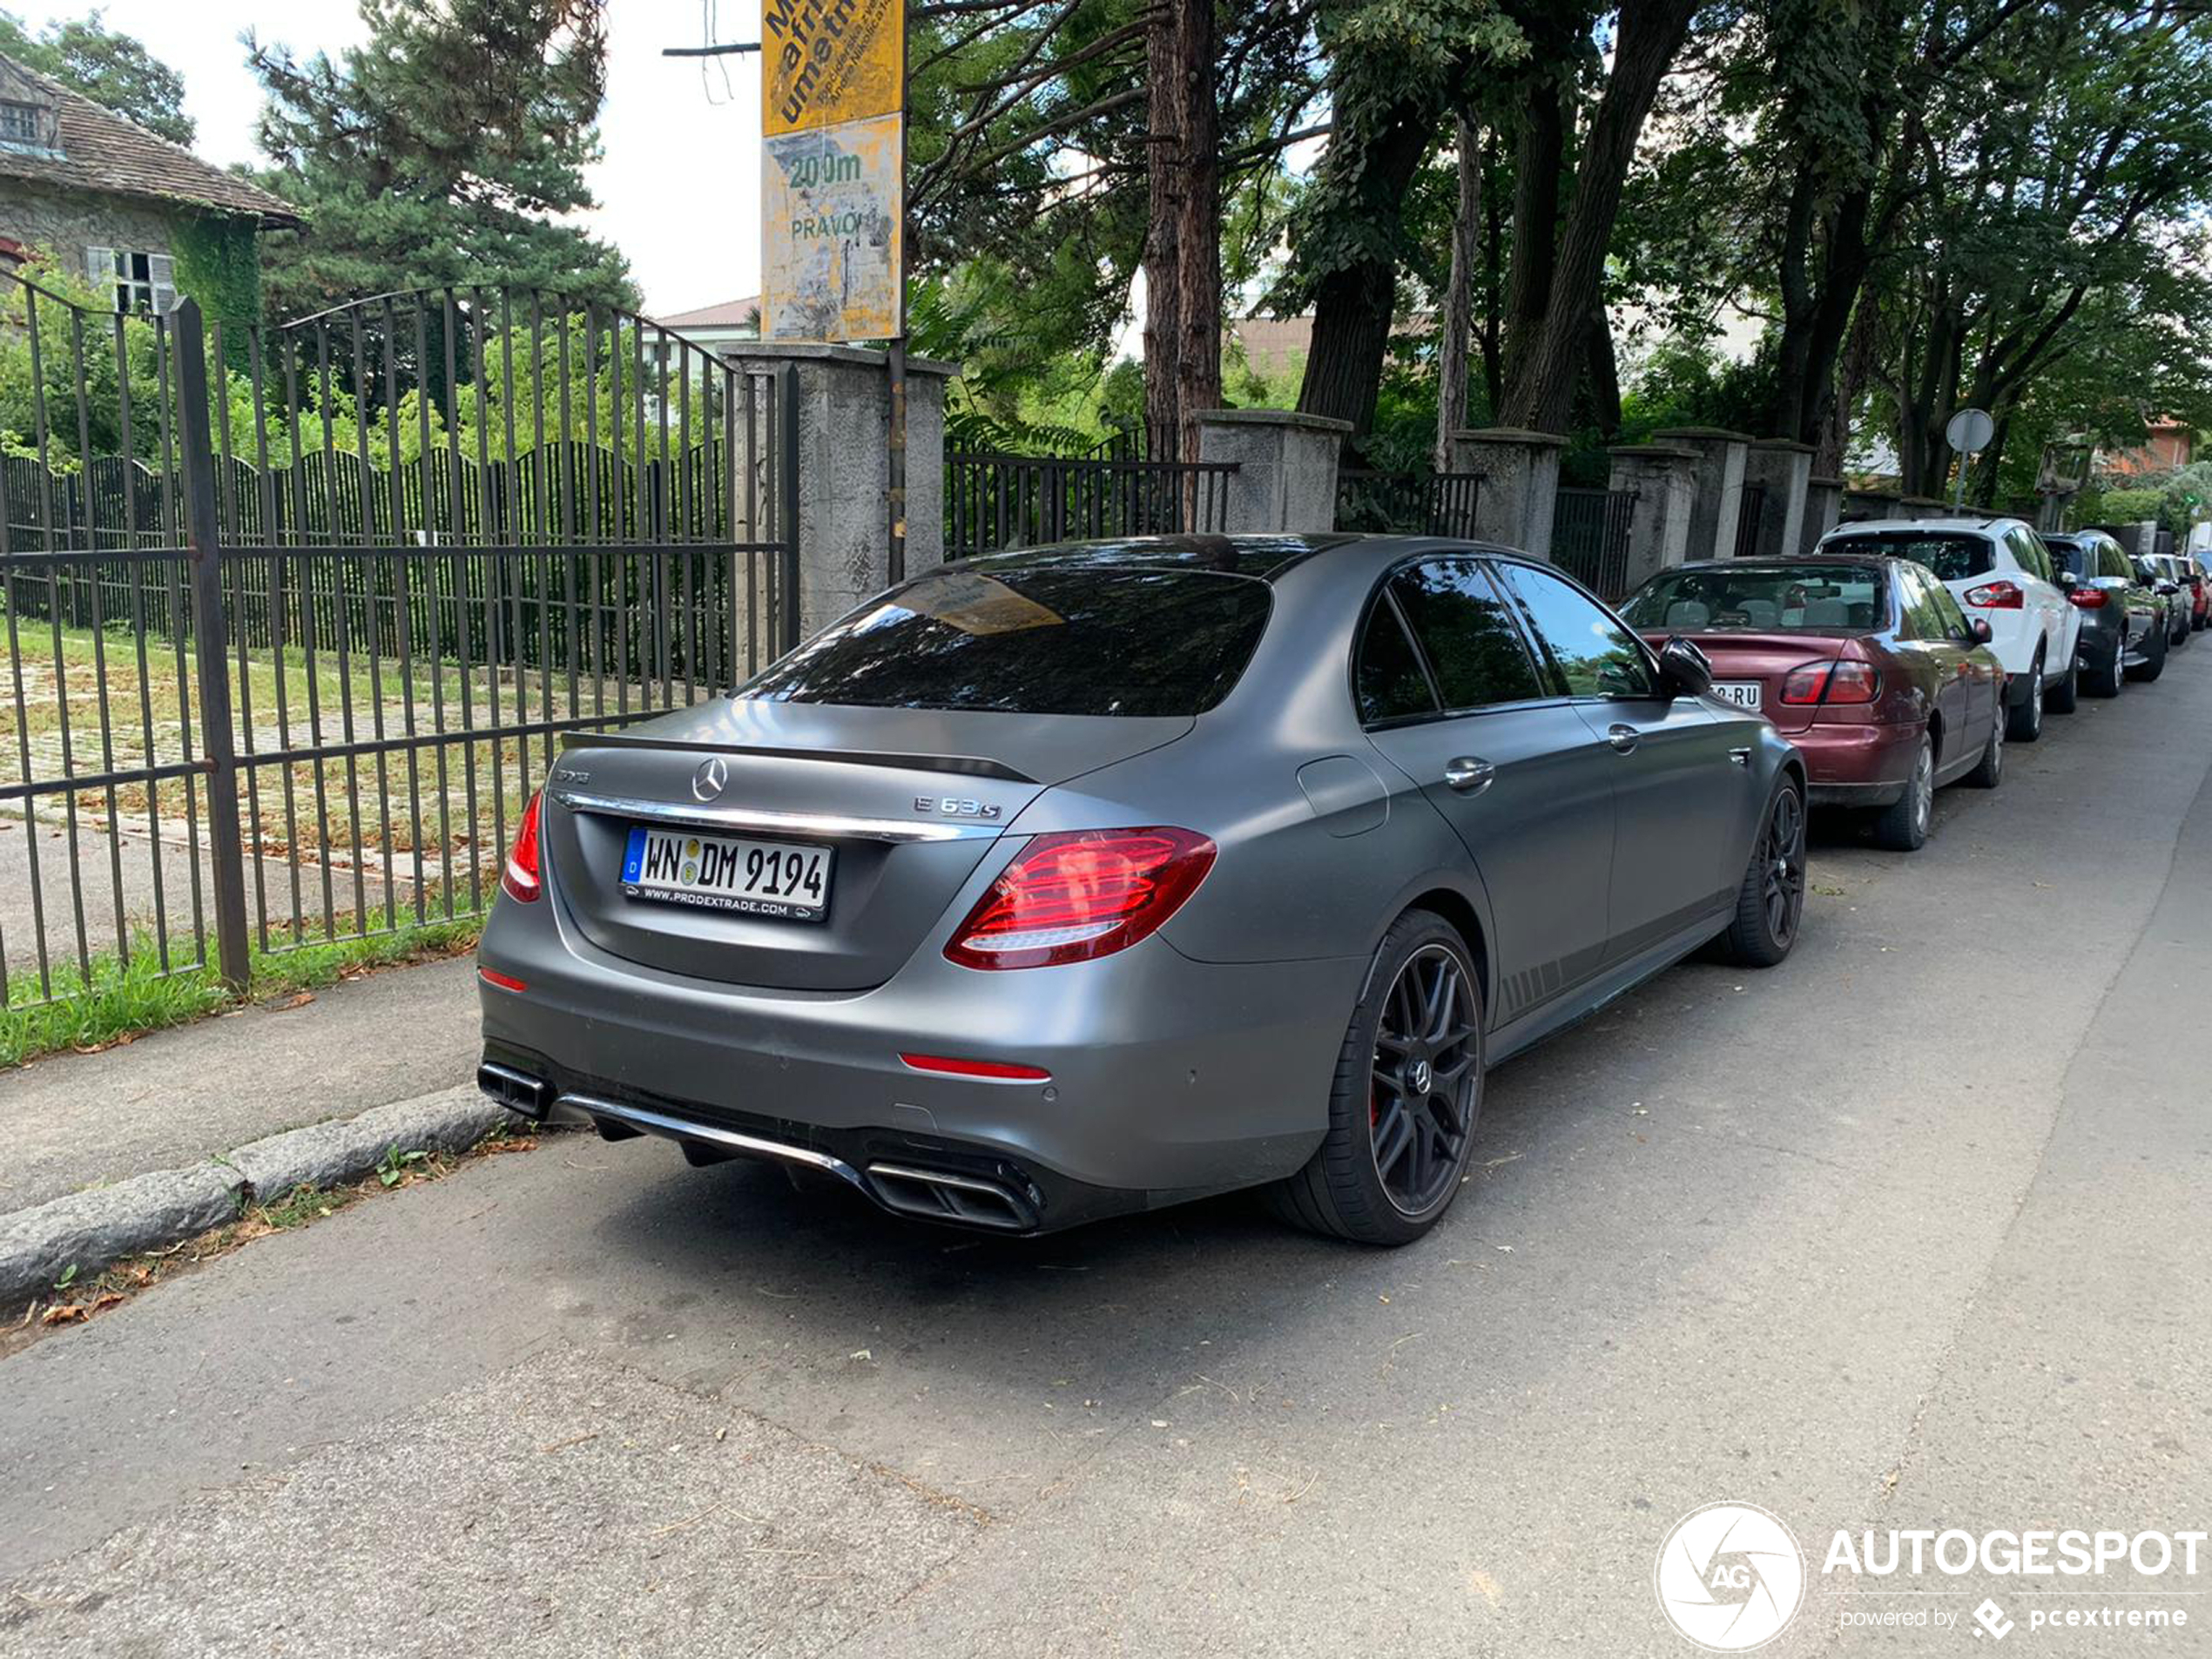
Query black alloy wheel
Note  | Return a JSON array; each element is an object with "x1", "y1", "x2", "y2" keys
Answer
[
  {"x1": 1757, "y1": 784, "x2": 1808, "y2": 951},
  {"x1": 1368, "y1": 943, "x2": 1481, "y2": 1217}
]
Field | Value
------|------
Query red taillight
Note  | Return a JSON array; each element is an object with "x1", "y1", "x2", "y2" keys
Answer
[
  {"x1": 502, "y1": 791, "x2": 543, "y2": 903},
  {"x1": 899, "y1": 1053, "x2": 1052, "y2": 1082},
  {"x1": 1963, "y1": 579, "x2": 2024, "y2": 609},
  {"x1": 1778, "y1": 660, "x2": 1879, "y2": 705},
  {"x1": 945, "y1": 826, "x2": 1217, "y2": 970},
  {"x1": 2068, "y1": 586, "x2": 2109, "y2": 609},
  {"x1": 479, "y1": 966, "x2": 527, "y2": 993}
]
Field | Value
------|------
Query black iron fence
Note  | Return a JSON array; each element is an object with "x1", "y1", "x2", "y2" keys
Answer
[
  {"x1": 1732, "y1": 481, "x2": 1769, "y2": 560},
  {"x1": 1334, "y1": 469, "x2": 1485, "y2": 538},
  {"x1": 1552, "y1": 487, "x2": 1639, "y2": 600},
  {"x1": 0, "y1": 271, "x2": 797, "y2": 1009},
  {"x1": 945, "y1": 450, "x2": 1238, "y2": 557}
]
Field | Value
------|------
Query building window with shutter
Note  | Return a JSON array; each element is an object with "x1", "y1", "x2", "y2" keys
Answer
[{"x1": 86, "y1": 247, "x2": 178, "y2": 314}]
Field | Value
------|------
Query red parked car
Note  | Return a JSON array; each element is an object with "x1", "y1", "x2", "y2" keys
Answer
[{"x1": 1619, "y1": 555, "x2": 2007, "y2": 852}]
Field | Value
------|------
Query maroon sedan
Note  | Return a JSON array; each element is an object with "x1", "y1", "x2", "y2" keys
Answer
[{"x1": 1618, "y1": 555, "x2": 2007, "y2": 851}]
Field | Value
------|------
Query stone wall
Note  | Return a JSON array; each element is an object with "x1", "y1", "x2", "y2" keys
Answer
[{"x1": 1, "y1": 180, "x2": 262, "y2": 320}]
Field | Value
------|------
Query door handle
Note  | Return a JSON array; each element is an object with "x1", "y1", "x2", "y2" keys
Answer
[
  {"x1": 1605, "y1": 723, "x2": 1641, "y2": 755},
  {"x1": 1443, "y1": 756, "x2": 1495, "y2": 794}
]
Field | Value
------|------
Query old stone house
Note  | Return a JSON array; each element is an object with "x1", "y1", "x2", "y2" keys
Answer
[{"x1": 0, "y1": 51, "x2": 299, "y2": 322}]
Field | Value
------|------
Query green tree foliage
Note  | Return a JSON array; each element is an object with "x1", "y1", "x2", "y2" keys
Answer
[
  {"x1": 246, "y1": 0, "x2": 634, "y2": 319},
  {"x1": 0, "y1": 8, "x2": 193, "y2": 144}
]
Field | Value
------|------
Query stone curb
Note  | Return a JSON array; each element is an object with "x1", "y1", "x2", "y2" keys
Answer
[{"x1": 0, "y1": 1086, "x2": 509, "y2": 1312}]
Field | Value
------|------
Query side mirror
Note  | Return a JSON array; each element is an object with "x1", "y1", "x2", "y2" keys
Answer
[
  {"x1": 1968, "y1": 617, "x2": 1994, "y2": 644},
  {"x1": 1656, "y1": 634, "x2": 1714, "y2": 699},
  {"x1": 2056, "y1": 570, "x2": 2079, "y2": 591}
]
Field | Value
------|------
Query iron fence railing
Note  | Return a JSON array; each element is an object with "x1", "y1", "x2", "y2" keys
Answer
[
  {"x1": 945, "y1": 451, "x2": 1238, "y2": 557},
  {"x1": 1552, "y1": 486, "x2": 1639, "y2": 601},
  {"x1": 1733, "y1": 481, "x2": 1769, "y2": 560},
  {"x1": 1334, "y1": 469, "x2": 1484, "y2": 538},
  {"x1": 0, "y1": 270, "x2": 798, "y2": 1009}
]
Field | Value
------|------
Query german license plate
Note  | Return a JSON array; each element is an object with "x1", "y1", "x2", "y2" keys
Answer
[
  {"x1": 1712, "y1": 681, "x2": 1762, "y2": 710},
  {"x1": 620, "y1": 826, "x2": 832, "y2": 921}
]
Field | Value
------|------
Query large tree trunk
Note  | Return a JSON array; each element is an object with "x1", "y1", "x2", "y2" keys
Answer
[
  {"x1": 1500, "y1": 77, "x2": 1565, "y2": 398},
  {"x1": 1499, "y1": 0, "x2": 1699, "y2": 434},
  {"x1": 1170, "y1": 1, "x2": 1219, "y2": 465},
  {"x1": 1295, "y1": 105, "x2": 1433, "y2": 439},
  {"x1": 1480, "y1": 126, "x2": 1502, "y2": 417},
  {"x1": 1141, "y1": 1, "x2": 1218, "y2": 462},
  {"x1": 1436, "y1": 118, "x2": 1483, "y2": 470}
]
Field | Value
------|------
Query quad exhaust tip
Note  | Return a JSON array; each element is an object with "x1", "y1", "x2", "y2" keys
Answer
[
  {"x1": 865, "y1": 1162, "x2": 1038, "y2": 1231},
  {"x1": 477, "y1": 1061, "x2": 551, "y2": 1120}
]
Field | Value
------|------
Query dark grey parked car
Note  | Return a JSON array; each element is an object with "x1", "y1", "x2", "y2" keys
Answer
[
  {"x1": 476, "y1": 536, "x2": 1806, "y2": 1245},
  {"x1": 2038, "y1": 529, "x2": 2166, "y2": 693}
]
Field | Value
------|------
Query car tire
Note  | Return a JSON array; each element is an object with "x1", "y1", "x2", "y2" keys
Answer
[
  {"x1": 2045, "y1": 650, "x2": 2079, "y2": 714},
  {"x1": 1271, "y1": 910, "x2": 1484, "y2": 1247},
  {"x1": 1964, "y1": 709, "x2": 2005, "y2": 788},
  {"x1": 2087, "y1": 647, "x2": 2125, "y2": 698},
  {"x1": 1871, "y1": 734, "x2": 1935, "y2": 852},
  {"x1": 1716, "y1": 777, "x2": 1807, "y2": 967},
  {"x1": 2130, "y1": 630, "x2": 2168, "y2": 683},
  {"x1": 2006, "y1": 653, "x2": 2045, "y2": 742}
]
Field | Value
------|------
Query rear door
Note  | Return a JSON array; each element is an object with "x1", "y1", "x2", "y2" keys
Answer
[
  {"x1": 1358, "y1": 557, "x2": 1618, "y2": 1019},
  {"x1": 2006, "y1": 525, "x2": 2074, "y2": 671},
  {"x1": 1893, "y1": 562, "x2": 1981, "y2": 765},
  {"x1": 1490, "y1": 561, "x2": 1745, "y2": 962}
]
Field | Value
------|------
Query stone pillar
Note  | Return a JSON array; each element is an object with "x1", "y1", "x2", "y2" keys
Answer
[
  {"x1": 725, "y1": 343, "x2": 952, "y2": 641},
  {"x1": 1447, "y1": 427, "x2": 1569, "y2": 557},
  {"x1": 1651, "y1": 427, "x2": 1751, "y2": 561},
  {"x1": 1841, "y1": 487, "x2": 1899, "y2": 523},
  {"x1": 1742, "y1": 439, "x2": 1813, "y2": 561},
  {"x1": 1606, "y1": 443, "x2": 1699, "y2": 591},
  {"x1": 1800, "y1": 475, "x2": 1844, "y2": 555},
  {"x1": 1194, "y1": 408, "x2": 1349, "y2": 533}
]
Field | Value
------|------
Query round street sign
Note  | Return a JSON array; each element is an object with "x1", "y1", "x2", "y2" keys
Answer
[{"x1": 1946, "y1": 407, "x2": 1995, "y2": 454}]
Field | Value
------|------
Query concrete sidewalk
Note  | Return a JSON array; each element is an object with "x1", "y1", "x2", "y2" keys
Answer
[{"x1": 1, "y1": 952, "x2": 482, "y2": 1216}]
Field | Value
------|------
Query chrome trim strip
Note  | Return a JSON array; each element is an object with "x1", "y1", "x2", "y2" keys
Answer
[
  {"x1": 551, "y1": 788, "x2": 997, "y2": 843},
  {"x1": 557, "y1": 1093, "x2": 866, "y2": 1190},
  {"x1": 866, "y1": 1162, "x2": 1018, "y2": 1200}
]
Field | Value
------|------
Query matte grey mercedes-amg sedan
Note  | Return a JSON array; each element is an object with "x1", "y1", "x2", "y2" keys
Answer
[{"x1": 476, "y1": 536, "x2": 1806, "y2": 1244}]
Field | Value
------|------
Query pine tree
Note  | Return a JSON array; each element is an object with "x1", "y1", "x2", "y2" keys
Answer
[{"x1": 247, "y1": 0, "x2": 635, "y2": 318}]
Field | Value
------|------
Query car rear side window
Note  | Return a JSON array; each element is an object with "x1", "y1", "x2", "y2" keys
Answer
[
  {"x1": 1492, "y1": 563, "x2": 1656, "y2": 698},
  {"x1": 2099, "y1": 540, "x2": 2134, "y2": 581},
  {"x1": 1831, "y1": 533, "x2": 1994, "y2": 583},
  {"x1": 1354, "y1": 597, "x2": 1438, "y2": 724},
  {"x1": 739, "y1": 565, "x2": 1271, "y2": 717},
  {"x1": 1386, "y1": 558, "x2": 1546, "y2": 711}
]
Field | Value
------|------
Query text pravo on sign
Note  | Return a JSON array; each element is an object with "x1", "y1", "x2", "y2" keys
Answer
[{"x1": 761, "y1": 0, "x2": 906, "y2": 344}]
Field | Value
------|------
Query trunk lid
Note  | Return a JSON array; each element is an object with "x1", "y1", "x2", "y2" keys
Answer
[
  {"x1": 1641, "y1": 631, "x2": 1854, "y2": 735},
  {"x1": 540, "y1": 697, "x2": 1190, "y2": 991}
]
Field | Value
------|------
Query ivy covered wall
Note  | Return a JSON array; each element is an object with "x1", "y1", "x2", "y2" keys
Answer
[{"x1": 169, "y1": 211, "x2": 264, "y2": 326}]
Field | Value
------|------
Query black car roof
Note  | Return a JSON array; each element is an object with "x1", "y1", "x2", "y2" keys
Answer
[{"x1": 960, "y1": 534, "x2": 1365, "y2": 582}]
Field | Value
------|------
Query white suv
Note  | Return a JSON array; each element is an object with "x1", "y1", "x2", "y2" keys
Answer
[{"x1": 1816, "y1": 516, "x2": 2081, "y2": 740}]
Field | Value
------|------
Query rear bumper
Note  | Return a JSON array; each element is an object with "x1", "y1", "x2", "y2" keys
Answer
[
  {"x1": 1792, "y1": 720, "x2": 1925, "y2": 807},
  {"x1": 475, "y1": 886, "x2": 1358, "y2": 1232}
]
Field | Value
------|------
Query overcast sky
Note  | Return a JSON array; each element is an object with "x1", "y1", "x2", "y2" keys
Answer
[{"x1": 18, "y1": 0, "x2": 765, "y2": 315}]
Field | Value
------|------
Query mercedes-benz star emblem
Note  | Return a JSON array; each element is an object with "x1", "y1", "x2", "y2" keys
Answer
[{"x1": 691, "y1": 757, "x2": 729, "y2": 802}]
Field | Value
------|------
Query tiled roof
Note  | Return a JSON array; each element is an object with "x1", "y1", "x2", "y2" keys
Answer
[
  {"x1": 656, "y1": 296, "x2": 760, "y2": 329},
  {"x1": 0, "y1": 54, "x2": 301, "y2": 226}
]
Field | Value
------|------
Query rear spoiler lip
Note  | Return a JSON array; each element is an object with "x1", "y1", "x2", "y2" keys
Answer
[{"x1": 558, "y1": 730, "x2": 1037, "y2": 785}]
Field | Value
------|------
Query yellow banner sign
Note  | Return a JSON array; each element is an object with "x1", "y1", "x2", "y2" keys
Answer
[
  {"x1": 760, "y1": 111, "x2": 904, "y2": 342},
  {"x1": 762, "y1": 0, "x2": 904, "y2": 137}
]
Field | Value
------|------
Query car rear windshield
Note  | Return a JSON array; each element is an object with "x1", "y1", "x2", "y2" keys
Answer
[
  {"x1": 2040, "y1": 536, "x2": 2087, "y2": 577},
  {"x1": 1620, "y1": 564, "x2": 1888, "y2": 633},
  {"x1": 738, "y1": 564, "x2": 1272, "y2": 717},
  {"x1": 1826, "y1": 532, "x2": 1993, "y2": 583}
]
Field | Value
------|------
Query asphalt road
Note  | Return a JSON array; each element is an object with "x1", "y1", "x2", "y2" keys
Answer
[{"x1": 3, "y1": 649, "x2": 2209, "y2": 1656}]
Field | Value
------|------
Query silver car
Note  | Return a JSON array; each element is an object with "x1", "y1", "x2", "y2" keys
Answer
[{"x1": 476, "y1": 536, "x2": 1806, "y2": 1244}]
